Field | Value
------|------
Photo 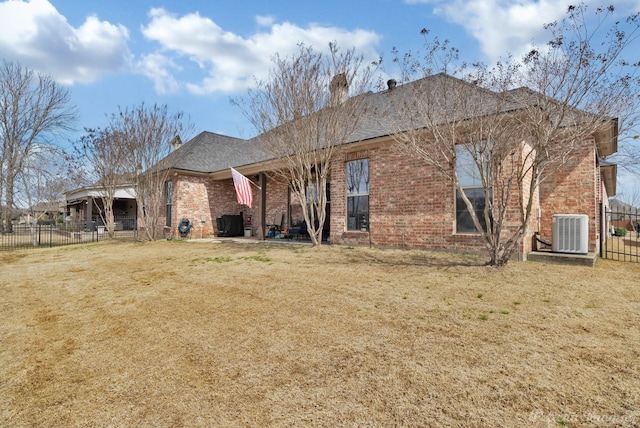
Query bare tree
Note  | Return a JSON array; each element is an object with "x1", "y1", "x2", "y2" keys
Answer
[
  {"x1": 72, "y1": 128, "x2": 132, "y2": 237},
  {"x1": 235, "y1": 43, "x2": 377, "y2": 246},
  {"x1": 387, "y1": 4, "x2": 639, "y2": 266},
  {"x1": 106, "y1": 103, "x2": 192, "y2": 240},
  {"x1": 0, "y1": 61, "x2": 76, "y2": 232},
  {"x1": 618, "y1": 186, "x2": 640, "y2": 209},
  {"x1": 17, "y1": 146, "x2": 68, "y2": 245}
]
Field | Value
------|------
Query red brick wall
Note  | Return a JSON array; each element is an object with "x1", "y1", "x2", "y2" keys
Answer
[
  {"x1": 263, "y1": 174, "x2": 290, "y2": 232},
  {"x1": 330, "y1": 145, "x2": 486, "y2": 252},
  {"x1": 169, "y1": 174, "x2": 252, "y2": 238},
  {"x1": 170, "y1": 137, "x2": 601, "y2": 256},
  {"x1": 538, "y1": 139, "x2": 599, "y2": 251},
  {"x1": 505, "y1": 141, "x2": 540, "y2": 255},
  {"x1": 170, "y1": 173, "x2": 290, "y2": 238},
  {"x1": 330, "y1": 139, "x2": 600, "y2": 256}
]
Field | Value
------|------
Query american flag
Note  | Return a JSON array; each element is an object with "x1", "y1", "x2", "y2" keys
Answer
[{"x1": 231, "y1": 167, "x2": 253, "y2": 208}]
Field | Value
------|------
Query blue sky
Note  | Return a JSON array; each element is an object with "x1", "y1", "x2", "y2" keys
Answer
[{"x1": 1, "y1": 0, "x2": 640, "y2": 196}]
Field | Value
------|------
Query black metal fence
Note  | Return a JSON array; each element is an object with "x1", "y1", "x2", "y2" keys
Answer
[
  {"x1": 601, "y1": 207, "x2": 640, "y2": 262},
  {"x1": 0, "y1": 223, "x2": 139, "y2": 251},
  {"x1": 0, "y1": 223, "x2": 102, "y2": 251},
  {"x1": 71, "y1": 215, "x2": 138, "y2": 233},
  {"x1": 1, "y1": 219, "x2": 142, "y2": 250}
]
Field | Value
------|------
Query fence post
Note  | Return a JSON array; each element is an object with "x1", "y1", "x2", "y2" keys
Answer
[{"x1": 599, "y1": 202, "x2": 603, "y2": 258}]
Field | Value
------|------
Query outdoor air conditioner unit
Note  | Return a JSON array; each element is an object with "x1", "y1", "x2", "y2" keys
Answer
[{"x1": 552, "y1": 214, "x2": 588, "y2": 254}]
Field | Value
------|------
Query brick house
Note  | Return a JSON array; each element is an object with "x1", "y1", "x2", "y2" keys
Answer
[
  {"x1": 160, "y1": 74, "x2": 617, "y2": 259},
  {"x1": 65, "y1": 184, "x2": 137, "y2": 231}
]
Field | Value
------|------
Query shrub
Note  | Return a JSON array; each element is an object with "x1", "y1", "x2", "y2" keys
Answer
[{"x1": 614, "y1": 227, "x2": 627, "y2": 237}]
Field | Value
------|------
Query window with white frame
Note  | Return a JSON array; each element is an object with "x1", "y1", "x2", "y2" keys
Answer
[
  {"x1": 455, "y1": 145, "x2": 490, "y2": 234},
  {"x1": 346, "y1": 158, "x2": 369, "y2": 231}
]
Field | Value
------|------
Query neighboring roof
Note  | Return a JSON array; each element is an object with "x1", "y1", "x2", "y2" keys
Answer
[
  {"x1": 65, "y1": 184, "x2": 136, "y2": 203},
  {"x1": 609, "y1": 197, "x2": 638, "y2": 211},
  {"x1": 29, "y1": 201, "x2": 65, "y2": 213},
  {"x1": 162, "y1": 131, "x2": 269, "y2": 174}
]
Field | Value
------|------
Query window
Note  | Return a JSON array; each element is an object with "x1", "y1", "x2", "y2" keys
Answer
[
  {"x1": 455, "y1": 145, "x2": 490, "y2": 234},
  {"x1": 165, "y1": 181, "x2": 173, "y2": 227},
  {"x1": 346, "y1": 158, "x2": 369, "y2": 231},
  {"x1": 289, "y1": 182, "x2": 330, "y2": 227}
]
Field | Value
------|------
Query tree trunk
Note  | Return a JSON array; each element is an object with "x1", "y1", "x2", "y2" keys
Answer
[{"x1": 4, "y1": 175, "x2": 15, "y2": 233}]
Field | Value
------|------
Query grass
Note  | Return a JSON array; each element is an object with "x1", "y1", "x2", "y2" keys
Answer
[
  {"x1": 1, "y1": 240, "x2": 640, "y2": 427},
  {"x1": 190, "y1": 256, "x2": 233, "y2": 265},
  {"x1": 243, "y1": 254, "x2": 271, "y2": 263}
]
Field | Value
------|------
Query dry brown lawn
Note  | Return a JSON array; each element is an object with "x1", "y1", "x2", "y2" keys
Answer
[{"x1": 1, "y1": 239, "x2": 639, "y2": 427}]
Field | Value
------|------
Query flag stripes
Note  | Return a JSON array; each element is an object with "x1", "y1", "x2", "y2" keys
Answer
[{"x1": 231, "y1": 167, "x2": 253, "y2": 208}]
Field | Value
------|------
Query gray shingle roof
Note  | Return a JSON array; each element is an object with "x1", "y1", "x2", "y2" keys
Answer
[
  {"x1": 167, "y1": 73, "x2": 609, "y2": 175},
  {"x1": 169, "y1": 75, "x2": 511, "y2": 174},
  {"x1": 164, "y1": 131, "x2": 269, "y2": 173},
  {"x1": 346, "y1": 73, "x2": 511, "y2": 143}
]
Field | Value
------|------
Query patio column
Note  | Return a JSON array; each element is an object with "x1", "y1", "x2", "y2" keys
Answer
[
  {"x1": 259, "y1": 172, "x2": 266, "y2": 240},
  {"x1": 87, "y1": 198, "x2": 94, "y2": 225}
]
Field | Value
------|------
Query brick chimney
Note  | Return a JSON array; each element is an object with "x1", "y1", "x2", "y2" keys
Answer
[
  {"x1": 171, "y1": 135, "x2": 182, "y2": 152},
  {"x1": 330, "y1": 73, "x2": 348, "y2": 106}
]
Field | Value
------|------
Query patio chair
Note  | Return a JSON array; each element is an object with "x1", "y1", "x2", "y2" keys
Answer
[{"x1": 267, "y1": 212, "x2": 284, "y2": 238}]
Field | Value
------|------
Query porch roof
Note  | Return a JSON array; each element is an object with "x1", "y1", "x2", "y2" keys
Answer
[{"x1": 65, "y1": 185, "x2": 136, "y2": 204}]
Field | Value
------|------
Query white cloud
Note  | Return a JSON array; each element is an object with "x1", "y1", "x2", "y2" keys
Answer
[
  {"x1": 406, "y1": 0, "x2": 604, "y2": 61},
  {"x1": 137, "y1": 53, "x2": 181, "y2": 94},
  {"x1": 435, "y1": 0, "x2": 568, "y2": 60},
  {"x1": 0, "y1": 0, "x2": 132, "y2": 85},
  {"x1": 256, "y1": 15, "x2": 275, "y2": 27},
  {"x1": 404, "y1": 0, "x2": 640, "y2": 67},
  {"x1": 140, "y1": 8, "x2": 381, "y2": 95}
]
